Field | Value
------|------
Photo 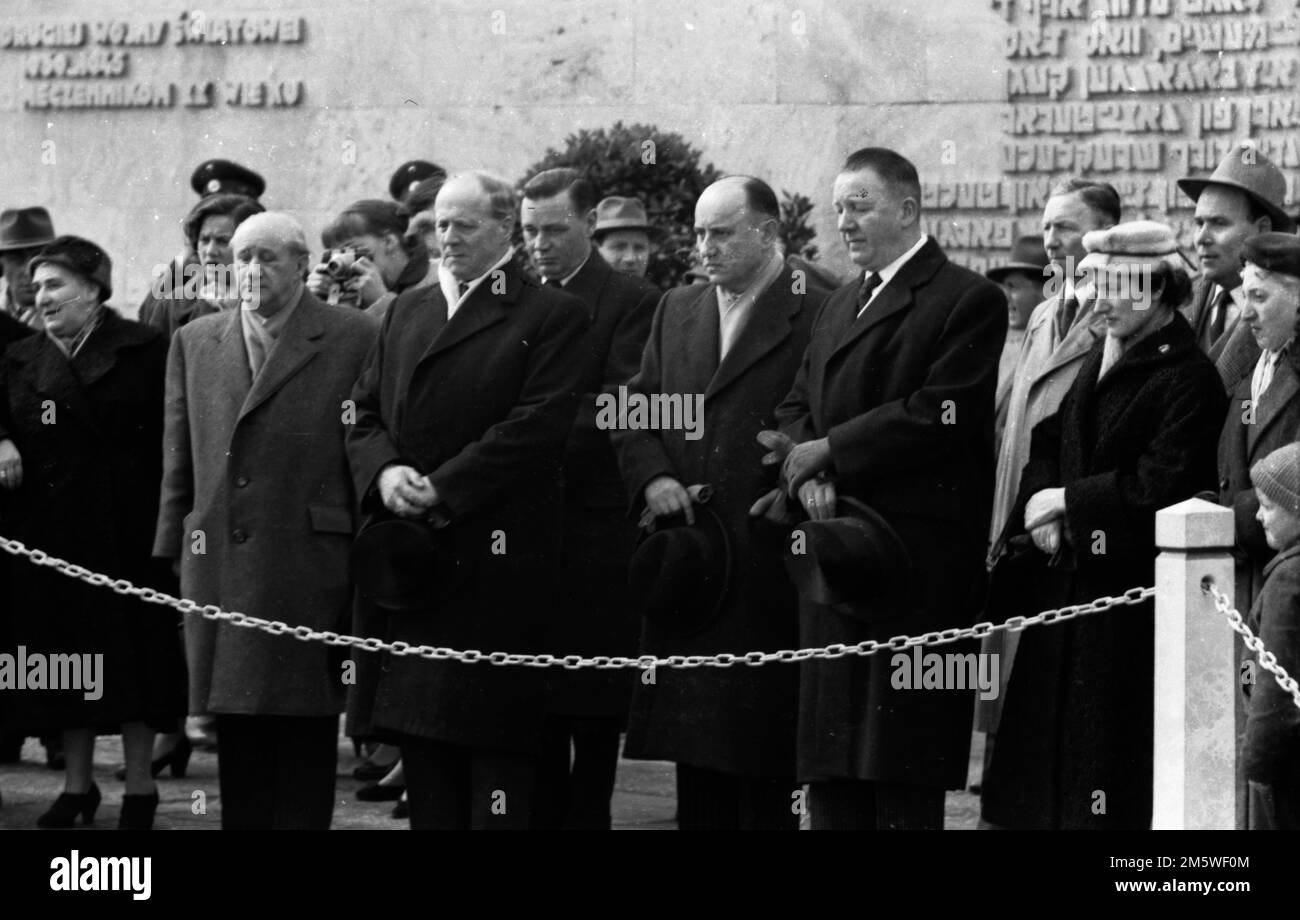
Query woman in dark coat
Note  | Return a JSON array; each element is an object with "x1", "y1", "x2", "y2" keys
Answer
[
  {"x1": 137, "y1": 193, "x2": 263, "y2": 341},
  {"x1": 980, "y1": 223, "x2": 1227, "y2": 830},
  {"x1": 0, "y1": 236, "x2": 186, "y2": 829}
]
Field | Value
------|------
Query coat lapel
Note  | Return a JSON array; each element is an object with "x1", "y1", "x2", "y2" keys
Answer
[
  {"x1": 211, "y1": 307, "x2": 253, "y2": 407},
  {"x1": 828, "y1": 238, "x2": 945, "y2": 364},
  {"x1": 1032, "y1": 305, "x2": 1105, "y2": 384},
  {"x1": 671, "y1": 283, "x2": 721, "y2": 396},
  {"x1": 26, "y1": 336, "x2": 103, "y2": 436},
  {"x1": 705, "y1": 267, "x2": 798, "y2": 400},
  {"x1": 1248, "y1": 355, "x2": 1300, "y2": 459},
  {"x1": 561, "y1": 251, "x2": 612, "y2": 323},
  {"x1": 237, "y1": 293, "x2": 325, "y2": 422},
  {"x1": 417, "y1": 264, "x2": 520, "y2": 367}
]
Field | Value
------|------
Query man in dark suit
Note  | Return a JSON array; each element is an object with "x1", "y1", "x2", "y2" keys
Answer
[
  {"x1": 518, "y1": 168, "x2": 659, "y2": 830},
  {"x1": 614, "y1": 175, "x2": 826, "y2": 830},
  {"x1": 154, "y1": 212, "x2": 378, "y2": 829},
  {"x1": 1179, "y1": 142, "x2": 1294, "y2": 392},
  {"x1": 346, "y1": 171, "x2": 590, "y2": 830},
  {"x1": 776, "y1": 147, "x2": 1006, "y2": 829}
]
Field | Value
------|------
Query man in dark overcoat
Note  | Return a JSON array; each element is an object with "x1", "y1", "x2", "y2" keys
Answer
[
  {"x1": 154, "y1": 212, "x2": 378, "y2": 829},
  {"x1": 614, "y1": 175, "x2": 825, "y2": 830},
  {"x1": 518, "y1": 168, "x2": 659, "y2": 830},
  {"x1": 980, "y1": 223, "x2": 1227, "y2": 829},
  {"x1": 345, "y1": 171, "x2": 590, "y2": 830},
  {"x1": 775, "y1": 147, "x2": 1006, "y2": 829}
]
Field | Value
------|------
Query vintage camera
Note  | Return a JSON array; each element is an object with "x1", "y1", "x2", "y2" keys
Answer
[
  {"x1": 323, "y1": 248, "x2": 361, "y2": 280},
  {"x1": 319, "y1": 247, "x2": 369, "y2": 306}
]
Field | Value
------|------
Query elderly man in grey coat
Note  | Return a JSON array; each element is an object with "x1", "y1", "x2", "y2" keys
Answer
[{"x1": 154, "y1": 212, "x2": 378, "y2": 829}]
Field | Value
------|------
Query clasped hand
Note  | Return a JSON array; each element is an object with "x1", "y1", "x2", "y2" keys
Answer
[{"x1": 378, "y1": 464, "x2": 440, "y2": 518}]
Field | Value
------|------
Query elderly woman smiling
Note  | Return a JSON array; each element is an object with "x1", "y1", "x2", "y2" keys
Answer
[
  {"x1": 0, "y1": 236, "x2": 186, "y2": 830},
  {"x1": 979, "y1": 221, "x2": 1228, "y2": 830}
]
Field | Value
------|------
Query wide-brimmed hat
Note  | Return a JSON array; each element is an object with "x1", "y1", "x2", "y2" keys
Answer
[
  {"x1": 28, "y1": 235, "x2": 112, "y2": 302},
  {"x1": 191, "y1": 159, "x2": 265, "y2": 200},
  {"x1": 986, "y1": 234, "x2": 1049, "y2": 283},
  {"x1": 628, "y1": 501, "x2": 731, "y2": 636},
  {"x1": 784, "y1": 496, "x2": 914, "y2": 622},
  {"x1": 592, "y1": 196, "x2": 662, "y2": 240},
  {"x1": 1177, "y1": 142, "x2": 1295, "y2": 233},
  {"x1": 0, "y1": 207, "x2": 55, "y2": 253},
  {"x1": 349, "y1": 513, "x2": 467, "y2": 613}
]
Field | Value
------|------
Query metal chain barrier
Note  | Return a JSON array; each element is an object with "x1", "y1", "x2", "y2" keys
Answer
[
  {"x1": 1204, "y1": 580, "x2": 1300, "y2": 711},
  {"x1": 0, "y1": 533, "x2": 1153, "y2": 670}
]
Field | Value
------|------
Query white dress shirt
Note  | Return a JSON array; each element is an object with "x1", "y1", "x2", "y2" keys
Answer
[
  {"x1": 439, "y1": 247, "x2": 516, "y2": 321},
  {"x1": 716, "y1": 251, "x2": 785, "y2": 360},
  {"x1": 1252, "y1": 338, "x2": 1292, "y2": 408},
  {"x1": 856, "y1": 233, "x2": 930, "y2": 317}
]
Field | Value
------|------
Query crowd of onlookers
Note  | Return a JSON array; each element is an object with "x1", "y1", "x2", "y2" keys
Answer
[{"x1": 0, "y1": 138, "x2": 1297, "y2": 831}]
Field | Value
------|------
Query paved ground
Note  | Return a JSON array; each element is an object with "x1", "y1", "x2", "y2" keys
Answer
[{"x1": 0, "y1": 728, "x2": 983, "y2": 830}]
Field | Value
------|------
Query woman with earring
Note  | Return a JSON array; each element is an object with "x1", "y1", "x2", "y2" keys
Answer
[{"x1": 0, "y1": 236, "x2": 187, "y2": 829}]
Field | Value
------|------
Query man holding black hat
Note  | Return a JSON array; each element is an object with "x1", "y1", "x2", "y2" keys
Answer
[
  {"x1": 345, "y1": 170, "x2": 589, "y2": 830},
  {"x1": 518, "y1": 167, "x2": 659, "y2": 830},
  {"x1": 1179, "y1": 141, "x2": 1294, "y2": 391},
  {"x1": 614, "y1": 174, "x2": 826, "y2": 830},
  {"x1": 776, "y1": 147, "x2": 1005, "y2": 829}
]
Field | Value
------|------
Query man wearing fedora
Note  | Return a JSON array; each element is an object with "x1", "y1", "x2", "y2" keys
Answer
[
  {"x1": 154, "y1": 212, "x2": 378, "y2": 829},
  {"x1": 1179, "y1": 141, "x2": 1295, "y2": 391},
  {"x1": 979, "y1": 179, "x2": 1118, "y2": 774},
  {"x1": 776, "y1": 147, "x2": 1005, "y2": 829},
  {"x1": 0, "y1": 206, "x2": 56, "y2": 334},
  {"x1": 614, "y1": 175, "x2": 826, "y2": 830},
  {"x1": 518, "y1": 168, "x2": 659, "y2": 830},
  {"x1": 593, "y1": 196, "x2": 660, "y2": 280},
  {"x1": 346, "y1": 170, "x2": 589, "y2": 830}
]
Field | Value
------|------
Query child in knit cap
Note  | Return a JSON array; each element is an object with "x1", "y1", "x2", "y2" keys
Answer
[{"x1": 1245, "y1": 440, "x2": 1300, "y2": 828}]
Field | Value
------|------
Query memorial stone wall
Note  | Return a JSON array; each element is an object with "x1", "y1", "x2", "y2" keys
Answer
[{"x1": 0, "y1": 0, "x2": 1294, "y2": 308}]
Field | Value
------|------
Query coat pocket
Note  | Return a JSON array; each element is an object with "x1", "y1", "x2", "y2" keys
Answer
[{"x1": 308, "y1": 503, "x2": 355, "y2": 535}]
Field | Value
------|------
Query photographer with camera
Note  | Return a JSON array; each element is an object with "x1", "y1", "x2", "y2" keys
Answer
[{"x1": 309, "y1": 199, "x2": 437, "y2": 321}]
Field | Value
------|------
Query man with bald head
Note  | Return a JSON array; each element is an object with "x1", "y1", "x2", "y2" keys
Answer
[
  {"x1": 613, "y1": 175, "x2": 827, "y2": 829},
  {"x1": 346, "y1": 171, "x2": 590, "y2": 830},
  {"x1": 154, "y1": 211, "x2": 379, "y2": 829}
]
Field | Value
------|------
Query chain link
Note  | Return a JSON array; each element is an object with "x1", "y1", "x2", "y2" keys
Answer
[
  {"x1": 1204, "y1": 581, "x2": 1300, "y2": 711},
  {"x1": 0, "y1": 533, "x2": 1152, "y2": 670}
]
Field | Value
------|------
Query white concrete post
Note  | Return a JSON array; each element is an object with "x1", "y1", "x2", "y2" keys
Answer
[{"x1": 1152, "y1": 497, "x2": 1237, "y2": 830}]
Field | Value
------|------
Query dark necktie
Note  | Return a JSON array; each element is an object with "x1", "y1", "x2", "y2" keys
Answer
[
  {"x1": 457, "y1": 281, "x2": 470, "y2": 301},
  {"x1": 1055, "y1": 292, "x2": 1079, "y2": 344},
  {"x1": 1207, "y1": 287, "x2": 1229, "y2": 346},
  {"x1": 546, "y1": 278, "x2": 563, "y2": 289},
  {"x1": 856, "y1": 272, "x2": 882, "y2": 312}
]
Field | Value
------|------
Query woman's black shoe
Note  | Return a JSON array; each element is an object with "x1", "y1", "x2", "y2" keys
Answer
[
  {"x1": 391, "y1": 798, "x2": 409, "y2": 820},
  {"x1": 352, "y1": 757, "x2": 399, "y2": 782},
  {"x1": 356, "y1": 782, "x2": 406, "y2": 802},
  {"x1": 114, "y1": 734, "x2": 192, "y2": 781},
  {"x1": 118, "y1": 790, "x2": 160, "y2": 830},
  {"x1": 37, "y1": 784, "x2": 101, "y2": 828}
]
